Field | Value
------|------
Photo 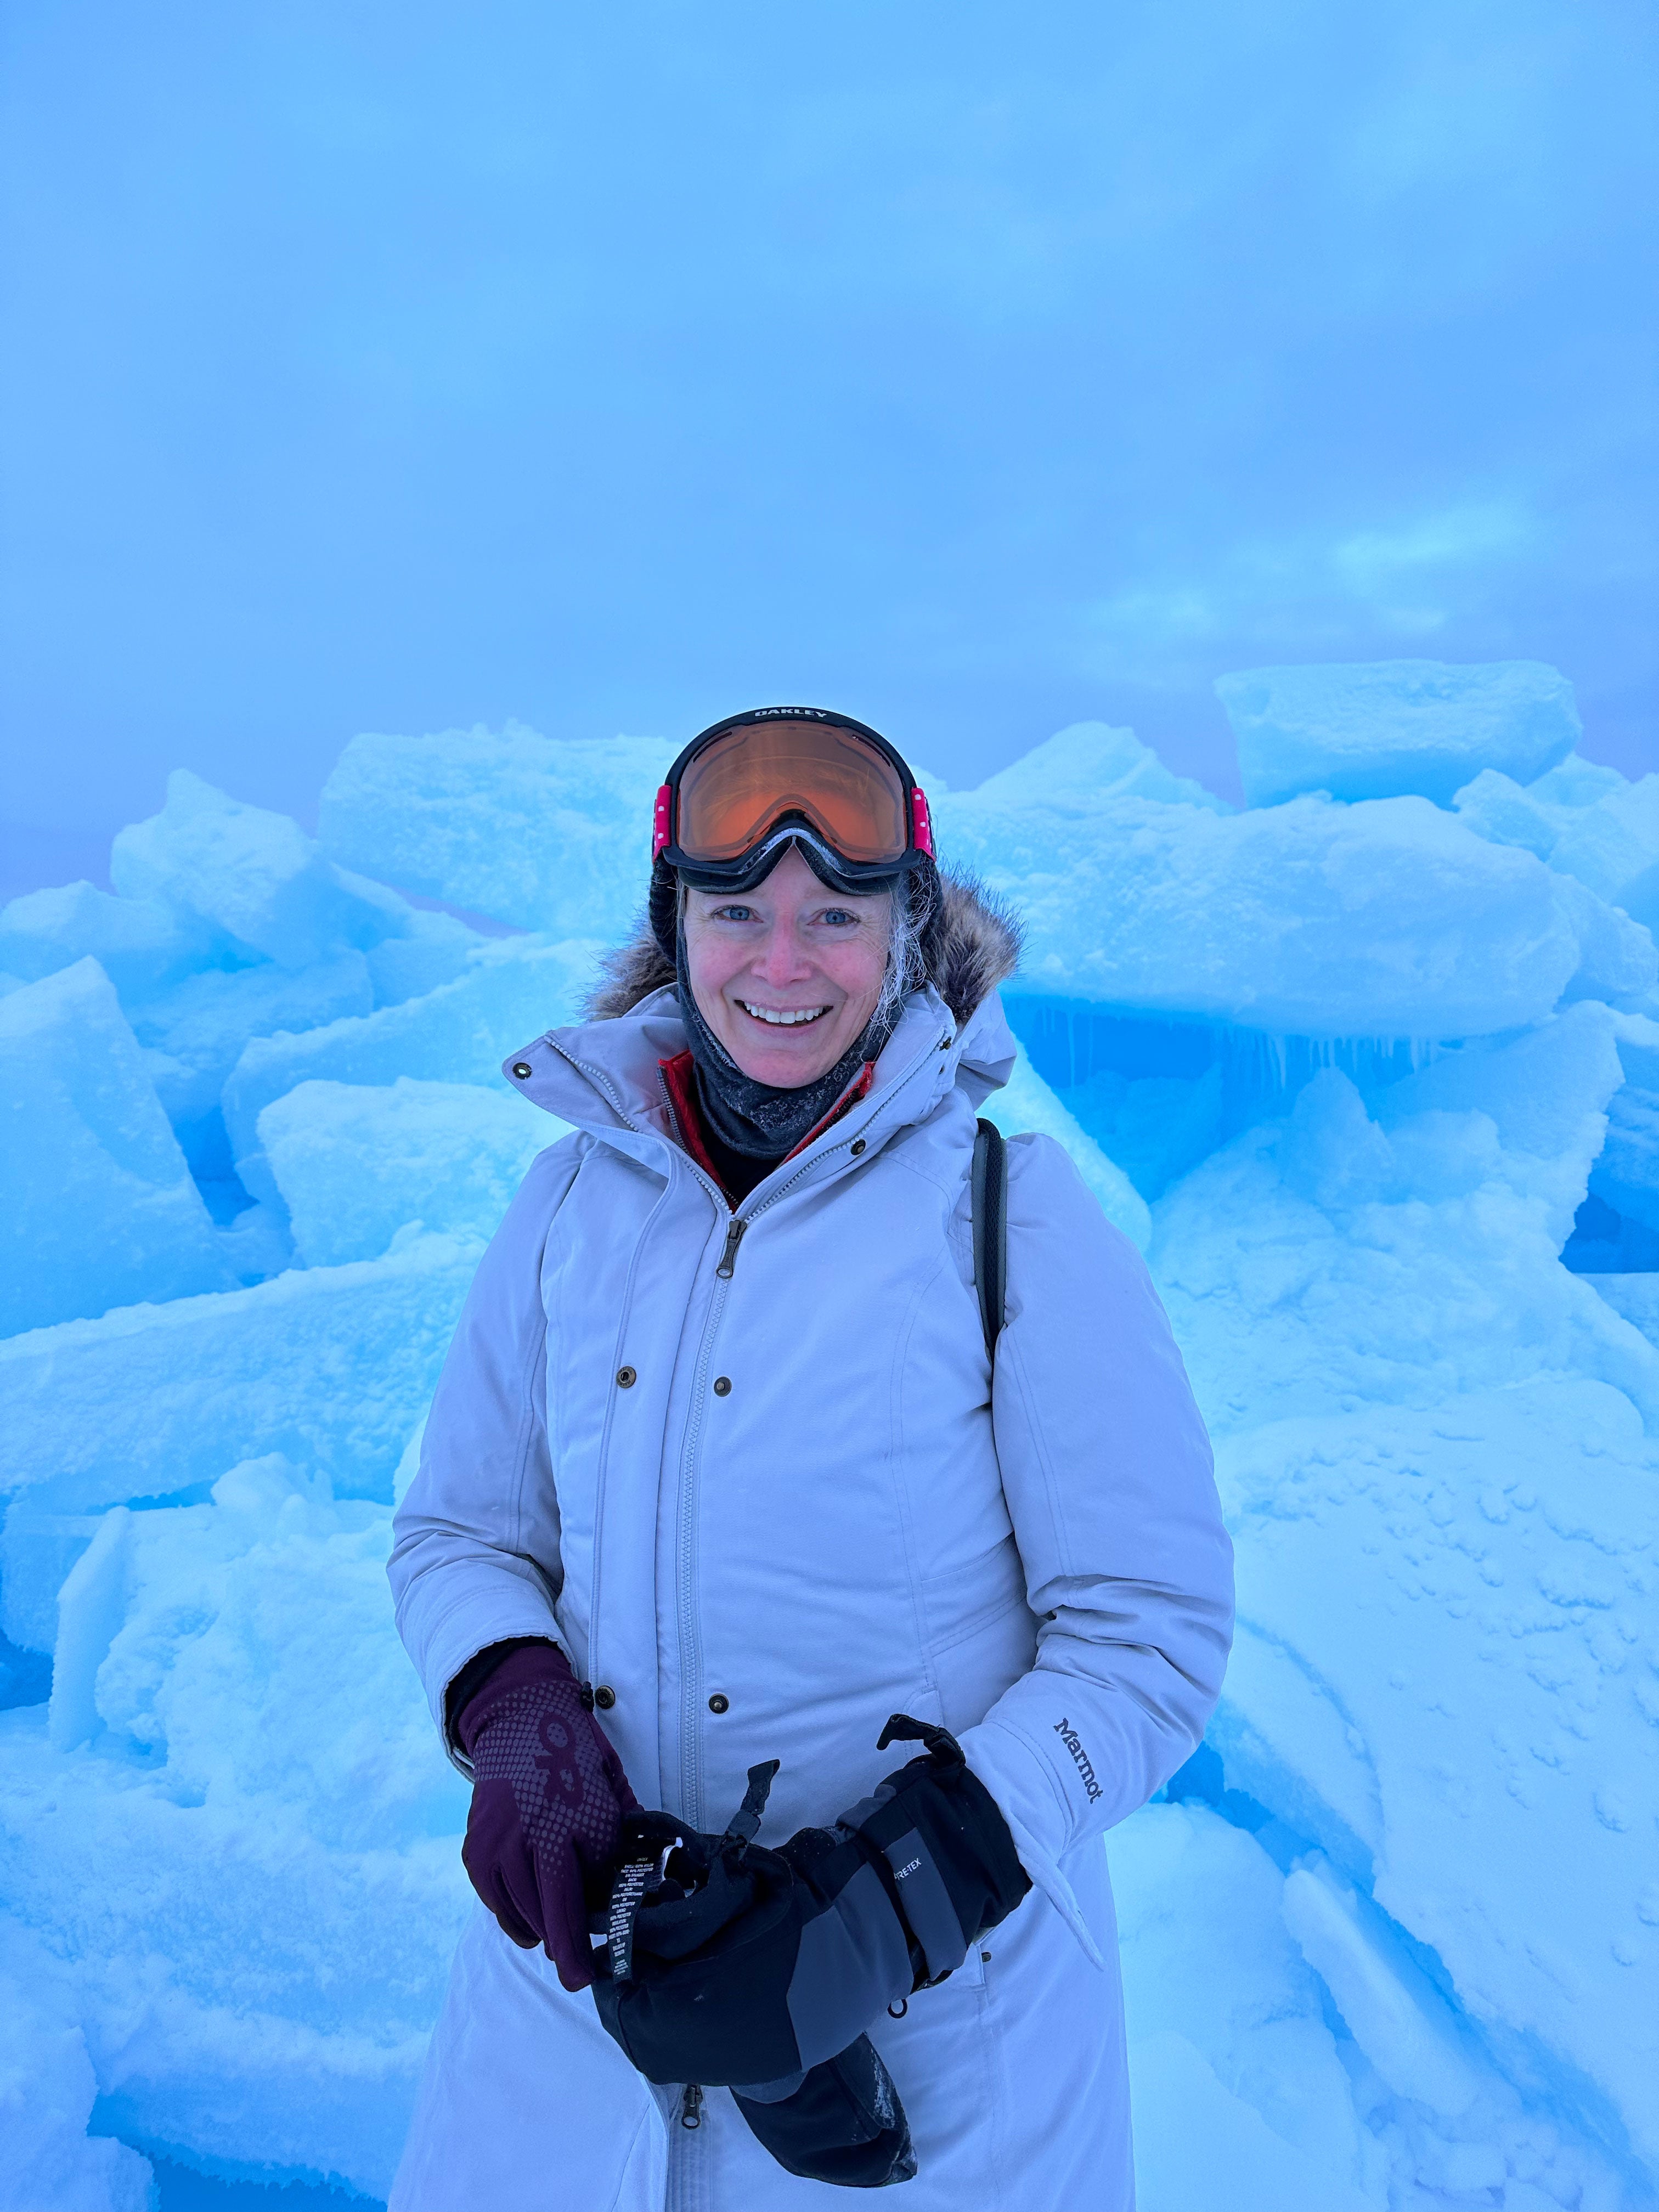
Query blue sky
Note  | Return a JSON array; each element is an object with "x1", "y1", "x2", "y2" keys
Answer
[{"x1": 2, "y1": 0, "x2": 1654, "y2": 894}]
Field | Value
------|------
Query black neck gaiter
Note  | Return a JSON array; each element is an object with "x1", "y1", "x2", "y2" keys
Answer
[{"x1": 675, "y1": 926, "x2": 900, "y2": 1164}]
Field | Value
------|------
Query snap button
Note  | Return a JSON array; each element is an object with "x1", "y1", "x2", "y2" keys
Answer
[
  {"x1": 713, "y1": 1376, "x2": 731, "y2": 1397},
  {"x1": 708, "y1": 1693, "x2": 730, "y2": 1714},
  {"x1": 616, "y1": 1365, "x2": 637, "y2": 1389},
  {"x1": 850, "y1": 1138, "x2": 866, "y2": 1156},
  {"x1": 593, "y1": 1685, "x2": 616, "y2": 1710},
  {"x1": 511, "y1": 1062, "x2": 532, "y2": 1079}
]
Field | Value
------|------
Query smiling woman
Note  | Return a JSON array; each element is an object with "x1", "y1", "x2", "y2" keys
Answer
[
  {"x1": 682, "y1": 853, "x2": 891, "y2": 1087},
  {"x1": 386, "y1": 703, "x2": 1233, "y2": 2209}
]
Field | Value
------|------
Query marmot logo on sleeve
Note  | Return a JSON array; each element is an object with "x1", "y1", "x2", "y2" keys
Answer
[{"x1": 1054, "y1": 1718, "x2": 1104, "y2": 1803}]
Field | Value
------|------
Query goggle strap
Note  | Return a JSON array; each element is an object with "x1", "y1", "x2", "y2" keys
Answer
[
  {"x1": 652, "y1": 784, "x2": 673, "y2": 860},
  {"x1": 911, "y1": 789, "x2": 935, "y2": 860}
]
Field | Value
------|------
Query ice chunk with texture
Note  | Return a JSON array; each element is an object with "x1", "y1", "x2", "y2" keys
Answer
[
  {"x1": 1064, "y1": 1062, "x2": 1226, "y2": 1203},
  {"x1": 1589, "y1": 1081, "x2": 1659, "y2": 1232},
  {"x1": 1452, "y1": 765, "x2": 1568, "y2": 859},
  {"x1": 969, "y1": 721, "x2": 1230, "y2": 815},
  {"x1": 936, "y1": 785, "x2": 1577, "y2": 1037},
  {"x1": 363, "y1": 906, "x2": 483, "y2": 1007},
  {"x1": 1528, "y1": 754, "x2": 1627, "y2": 809},
  {"x1": 0, "y1": 880, "x2": 228, "y2": 1003},
  {"x1": 1280, "y1": 1863, "x2": 1478, "y2": 2117},
  {"x1": 1152, "y1": 1004, "x2": 1655, "y2": 1431},
  {"x1": 1218, "y1": 660, "x2": 1579, "y2": 809},
  {"x1": 986, "y1": 1054, "x2": 1151, "y2": 1250},
  {"x1": 0, "y1": 1916, "x2": 153, "y2": 2211},
  {"x1": 1129, "y1": 2031, "x2": 1376, "y2": 2212},
  {"x1": 1, "y1": 1506, "x2": 115, "y2": 1655},
  {"x1": 0, "y1": 1458, "x2": 469, "y2": 2196},
  {"x1": 1548, "y1": 873, "x2": 1657, "y2": 1008},
  {"x1": 1547, "y1": 773, "x2": 1659, "y2": 927},
  {"x1": 1109, "y1": 1802, "x2": 1380, "y2": 2202},
  {"x1": 0, "y1": 959, "x2": 232, "y2": 1335},
  {"x1": 133, "y1": 951, "x2": 375, "y2": 1182},
  {"x1": 1585, "y1": 1271, "x2": 1659, "y2": 1346},
  {"x1": 260, "y1": 1077, "x2": 560, "y2": 1267},
  {"x1": 0, "y1": 1228, "x2": 478, "y2": 1541},
  {"x1": 222, "y1": 935, "x2": 597, "y2": 1210},
  {"x1": 111, "y1": 770, "x2": 411, "y2": 969},
  {"x1": 319, "y1": 721, "x2": 665, "y2": 938},
  {"x1": 1206, "y1": 1381, "x2": 1659, "y2": 2170}
]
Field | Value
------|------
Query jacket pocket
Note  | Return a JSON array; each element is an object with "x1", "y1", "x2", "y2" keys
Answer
[{"x1": 921, "y1": 1534, "x2": 1030, "y2": 1656}]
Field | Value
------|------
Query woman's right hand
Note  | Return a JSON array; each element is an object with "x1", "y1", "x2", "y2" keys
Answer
[{"x1": 453, "y1": 1641, "x2": 639, "y2": 1991}]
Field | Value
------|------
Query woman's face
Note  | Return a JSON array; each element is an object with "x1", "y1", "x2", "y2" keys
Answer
[{"x1": 682, "y1": 847, "x2": 893, "y2": 1087}]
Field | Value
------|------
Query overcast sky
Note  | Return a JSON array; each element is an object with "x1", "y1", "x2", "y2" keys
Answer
[{"x1": 2, "y1": 0, "x2": 1654, "y2": 896}]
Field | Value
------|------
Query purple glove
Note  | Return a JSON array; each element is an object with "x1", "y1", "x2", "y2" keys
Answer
[{"x1": 454, "y1": 1642, "x2": 639, "y2": 1990}]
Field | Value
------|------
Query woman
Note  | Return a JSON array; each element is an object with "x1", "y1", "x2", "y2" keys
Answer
[{"x1": 388, "y1": 707, "x2": 1233, "y2": 2209}]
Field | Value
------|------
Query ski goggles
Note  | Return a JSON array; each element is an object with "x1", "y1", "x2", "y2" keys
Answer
[{"x1": 652, "y1": 708, "x2": 935, "y2": 892}]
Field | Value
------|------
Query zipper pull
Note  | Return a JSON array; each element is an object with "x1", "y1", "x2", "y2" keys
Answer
[
  {"x1": 680, "y1": 2083, "x2": 704, "y2": 2129},
  {"x1": 716, "y1": 1218, "x2": 747, "y2": 1279}
]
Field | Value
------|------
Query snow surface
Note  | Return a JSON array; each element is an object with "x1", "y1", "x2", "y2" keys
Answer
[{"x1": 2, "y1": 673, "x2": 1657, "y2": 2208}]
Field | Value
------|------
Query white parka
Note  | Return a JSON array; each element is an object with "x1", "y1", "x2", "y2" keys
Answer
[{"x1": 387, "y1": 888, "x2": 1233, "y2": 2212}]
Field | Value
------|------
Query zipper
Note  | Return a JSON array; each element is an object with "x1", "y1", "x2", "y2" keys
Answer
[
  {"x1": 672, "y1": 1042, "x2": 952, "y2": 1825},
  {"x1": 667, "y1": 2081, "x2": 706, "y2": 2212},
  {"x1": 555, "y1": 1024, "x2": 951, "y2": 1835}
]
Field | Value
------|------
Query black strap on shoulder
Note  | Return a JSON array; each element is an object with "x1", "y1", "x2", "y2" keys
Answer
[{"x1": 970, "y1": 1118, "x2": 1008, "y2": 1358}]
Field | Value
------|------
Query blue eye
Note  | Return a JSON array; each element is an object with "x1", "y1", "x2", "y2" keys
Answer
[
  {"x1": 717, "y1": 905, "x2": 755, "y2": 922},
  {"x1": 822, "y1": 909, "x2": 856, "y2": 927}
]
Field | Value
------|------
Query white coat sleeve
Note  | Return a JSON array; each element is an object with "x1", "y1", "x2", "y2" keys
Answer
[
  {"x1": 387, "y1": 1140, "x2": 583, "y2": 1763},
  {"x1": 953, "y1": 1133, "x2": 1233, "y2": 1961}
]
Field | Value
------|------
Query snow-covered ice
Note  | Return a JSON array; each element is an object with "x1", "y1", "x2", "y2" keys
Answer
[
  {"x1": 0, "y1": 960, "x2": 233, "y2": 1336},
  {"x1": 319, "y1": 723, "x2": 665, "y2": 940},
  {"x1": 259, "y1": 1078, "x2": 558, "y2": 1269},
  {"x1": 1218, "y1": 660, "x2": 1581, "y2": 810},
  {"x1": 221, "y1": 935, "x2": 596, "y2": 1220},
  {"x1": 2, "y1": 664, "x2": 1656, "y2": 2207},
  {"x1": 935, "y1": 768, "x2": 1592, "y2": 1037},
  {"x1": 111, "y1": 771, "x2": 413, "y2": 974}
]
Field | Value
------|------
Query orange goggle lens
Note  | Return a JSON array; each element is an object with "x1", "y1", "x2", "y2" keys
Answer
[{"x1": 675, "y1": 720, "x2": 911, "y2": 868}]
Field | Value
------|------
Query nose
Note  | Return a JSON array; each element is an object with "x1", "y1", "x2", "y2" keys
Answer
[{"x1": 752, "y1": 921, "x2": 815, "y2": 988}]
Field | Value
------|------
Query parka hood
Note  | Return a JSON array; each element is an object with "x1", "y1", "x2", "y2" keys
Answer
[{"x1": 579, "y1": 867, "x2": 1023, "y2": 1028}]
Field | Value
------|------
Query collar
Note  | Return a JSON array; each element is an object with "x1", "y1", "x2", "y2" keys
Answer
[
  {"x1": 501, "y1": 983, "x2": 1015, "y2": 1204},
  {"x1": 658, "y1": 1050, "x2": 876, "y2": 1204}
]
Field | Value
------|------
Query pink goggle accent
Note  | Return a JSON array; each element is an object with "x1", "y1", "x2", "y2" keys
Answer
[
  {"x1": 652, "y1": 783, "x2": 673, "y2": 860},
  {"x1": 911, "y1": 788, "x2": 935, "y2": 860}
]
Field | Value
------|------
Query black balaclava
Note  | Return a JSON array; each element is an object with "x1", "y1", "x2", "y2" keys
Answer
[{"x1": 662, "y1": 845, "x2": 938, "y2": 1166}]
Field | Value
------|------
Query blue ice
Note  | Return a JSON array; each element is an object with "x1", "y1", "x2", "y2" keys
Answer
[{"x1": 2, "y1": 664, "x2": 1657, "y2": 2209}]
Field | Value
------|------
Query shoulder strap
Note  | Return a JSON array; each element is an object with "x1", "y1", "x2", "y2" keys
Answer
[{"x1": 970, "y1": 1118, "x2": 1009, "y2": 1358}]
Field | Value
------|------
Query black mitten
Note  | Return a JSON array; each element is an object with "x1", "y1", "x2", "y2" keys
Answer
[
  {"x1": 732, "y1": 2035, "x2": 917, "y2": 2190},
  {"x1": 837, "y1": 1714, "x2": 1031, "y2": 1988},
  {"x1": 590, "y1": 1722, "x2": 1029, "y2": 2176},
  {"x1": 589, "y1": 1778, "x2": 912, "y2": 2088}
]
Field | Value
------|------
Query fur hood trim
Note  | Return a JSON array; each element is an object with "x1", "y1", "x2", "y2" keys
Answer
[{"x1": 581, "y1": 868, "x2": 1023, "y2": 1026}]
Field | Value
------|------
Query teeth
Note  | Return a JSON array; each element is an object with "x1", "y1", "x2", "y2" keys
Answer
[{"x1": 741, "y1": 1002, "x2": 830, "y2": 1026}]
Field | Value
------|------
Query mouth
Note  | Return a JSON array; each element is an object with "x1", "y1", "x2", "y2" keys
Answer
[{"x1": 737, "y1": 1001, "x2": 833, "y2": 1028}]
